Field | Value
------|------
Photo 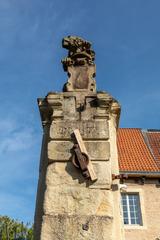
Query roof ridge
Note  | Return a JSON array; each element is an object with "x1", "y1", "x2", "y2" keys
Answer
[
  {"x1": 140, "y1": 130, "x2": 159, "y2": 171},
  {"x1": 118, "y1": 128, "x2": 141, "y2": 130},
  {"x1": 141, "y1": 130, "x2": 156, "y2": 163},
  {"x1": 147, "y1": 130, "x2": 160, "y2": 133},
  {"x1": 142, "y1": 130, "x2": 160, "y2": 169},
  {"x1": 119, "y1": 128, "x2": 160, "y2": 131}
]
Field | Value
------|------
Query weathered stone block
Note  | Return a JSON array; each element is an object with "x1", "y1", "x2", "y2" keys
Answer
[
  {"x1": 63, "y1": 96, "x2": 76, "y2": 119},
  {"x1": 50, "y1": 120, "x2": 109, "y2": 139},
  {"x1": 46, "y1": 162, "x2": 111, "y2": 189},
  {"x1": 41, "y1": 215, "x2": 113, "y2": 240},
  {"x1": 46, "y1": 162, "x2": 86, "y2": 187},
  {"x1": 44, "y1": 185, "x2": 113, "y2": 216},
  {"x1": 85, "y1": 141, "x2": 110, "y2": 161},
  {"x1": 89, "y1": 161, "x2": 111, "y2": 189},
  {"x1": 48, "y1": 141, "x2": 72, "y2": 161},
  {"x1": 48, "y1": 140, "x2": 110, "y2": 161}
]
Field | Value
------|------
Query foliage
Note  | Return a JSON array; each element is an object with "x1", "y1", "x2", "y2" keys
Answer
[{"x1": 0, "y1": 216, "x2": 33, "y2": 240}]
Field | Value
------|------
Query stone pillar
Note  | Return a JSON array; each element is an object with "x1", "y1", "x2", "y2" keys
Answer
[{"x1": 34, "y1": 36, "x2": 124, "y2": 240}]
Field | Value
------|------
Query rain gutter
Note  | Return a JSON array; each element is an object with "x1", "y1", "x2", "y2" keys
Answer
[{"x1": 120, "y1": 171, "x2": 160, "y2": 178}]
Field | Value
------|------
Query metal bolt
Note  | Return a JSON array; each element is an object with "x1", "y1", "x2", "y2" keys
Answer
[{"x1": 82, "y1": 222, "x2": 89, "y2": 231}]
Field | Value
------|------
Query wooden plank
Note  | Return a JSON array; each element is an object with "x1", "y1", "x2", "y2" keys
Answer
[
  {"x1": 73, "y1": 129, "x2": 87, "y2": 153},
  {"x1": 87, "y1": 161, "x2": 97, "y2": 181},
  {"x1": 73, "y1": 129, "x2": 97, "y2": 181}
]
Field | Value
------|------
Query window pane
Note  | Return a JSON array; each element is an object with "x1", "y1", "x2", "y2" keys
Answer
[
  {"x1": 130, "y1": 206, "x2": 134, "y2": 211},
  {"x1": 130, "y1": 212, "x2": 135, "y2": 218},
  {"x1": 123, "y1": 206, "x2": 127, "y2": 212},
  {"x1": 129, "y1": 195, "x2": 134, "y2": 200},
  {"x1": 129, "y1": 199, "x2": 134, "y2": 205},
  {"x1": 124, "y1": 219, "x2": 129, "y2": 224},
  {"x1": 131, "y1": 218, "x2": 136, "y2": 224},
  {"x1": 121, "y1": 193, "x2": 142, "y2": 226},
  {"x1": 123, "y1": 212, "x2": 128, "y2": 218}
]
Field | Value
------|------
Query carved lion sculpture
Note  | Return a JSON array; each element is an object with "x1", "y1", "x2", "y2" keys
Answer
[{"x1": 62, "y1": 36, "x2": 95, "y2": 71}]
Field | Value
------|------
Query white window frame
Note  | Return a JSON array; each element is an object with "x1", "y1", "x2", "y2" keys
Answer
[{"x1": 121, "y1": 193, "x2": 142, "y2": 225}]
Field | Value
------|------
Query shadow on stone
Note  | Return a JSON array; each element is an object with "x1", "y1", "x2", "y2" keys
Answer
[
  {"x1": 34, "y1": 125, "x2": 49, "y2": 240},
  {"x1": 65, "y1": 161, "x2": 86, "y2": 184},
  {"x1": 111, "y1": 184, "x2": 119, "y2": 191}
]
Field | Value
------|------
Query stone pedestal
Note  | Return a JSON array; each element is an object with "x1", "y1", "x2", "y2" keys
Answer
[
  {"x1": 34, "y1": 36, "x2": 124, "y2": 240},
  {"x1": 34, "y1": 91, "x2": 124, "y2": 240}
]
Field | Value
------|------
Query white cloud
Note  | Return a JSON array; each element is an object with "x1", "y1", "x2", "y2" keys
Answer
[
  {"x1": 0, "y1": 116, "x2": 37, "y2": 154},
  {"x1": 0, "y1": 127, "x2": 35, "y2": 153},
  {"x1": 0, "y1": 115, "x2": 39, "y2": 222},
  {"x1": 0, "y1": 115, "x2": 39, "y2": 182}
]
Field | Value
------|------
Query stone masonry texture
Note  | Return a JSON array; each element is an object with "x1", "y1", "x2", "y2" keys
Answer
[{"x1": 34, "y1": 90, "x2": 124, "y2": 240}]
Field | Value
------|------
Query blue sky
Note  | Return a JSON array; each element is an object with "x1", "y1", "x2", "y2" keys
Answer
[{"x1": 0, "y1": 0, "x2": 160, "y2": 222}]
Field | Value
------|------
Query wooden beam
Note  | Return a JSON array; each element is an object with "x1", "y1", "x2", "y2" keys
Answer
[{"x1": 73, "y1": 129, "x2": 97, "y2": 181}]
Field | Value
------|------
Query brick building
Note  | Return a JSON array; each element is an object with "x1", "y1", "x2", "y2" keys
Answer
[{"x1": 117, "y1": 129, "x2": 160, "y2": 240}]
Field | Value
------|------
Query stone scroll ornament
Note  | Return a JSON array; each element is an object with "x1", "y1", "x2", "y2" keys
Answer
[{"x1": 61, "y1": 36, "x2": 96, "y2": 92}]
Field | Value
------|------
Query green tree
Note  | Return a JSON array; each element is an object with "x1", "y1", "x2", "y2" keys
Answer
[{"x1": 0, "y1": 216, "x2": 33, "y2": 240}]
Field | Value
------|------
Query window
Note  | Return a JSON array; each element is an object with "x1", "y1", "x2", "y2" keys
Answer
[{"x1": 121, "y1": 193, "x2": 142, "y2": 225}]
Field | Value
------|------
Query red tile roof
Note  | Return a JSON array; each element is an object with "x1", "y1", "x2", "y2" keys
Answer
[
  {"x1": 117, "y1": 128, "x2": 160, "y2": 172},
  {"x1": 144, "y1": 131, "x2": 160, "y2": 168}
]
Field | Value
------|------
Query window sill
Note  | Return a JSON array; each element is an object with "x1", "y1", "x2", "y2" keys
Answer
[{"x1": 124, "y1": 224, "x2": 147, "y2": 230}]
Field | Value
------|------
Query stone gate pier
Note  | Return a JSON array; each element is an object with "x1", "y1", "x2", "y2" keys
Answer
[{"x1": 34, "y1": 36, "x2": 124, "y2": 240}]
